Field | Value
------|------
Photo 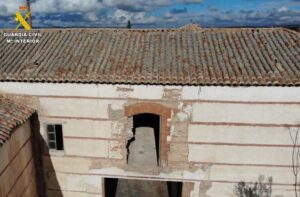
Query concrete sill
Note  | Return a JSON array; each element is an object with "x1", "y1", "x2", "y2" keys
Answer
[{"x1": 49, "y1": 150, "x2": 65, "y2": 156}]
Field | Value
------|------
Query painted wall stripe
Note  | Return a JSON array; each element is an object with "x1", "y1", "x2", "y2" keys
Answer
[
  {"x1": 5, "y1": 93, "x2": 300, "y2": 105},
  {"x1": 41, "y1": 115, "x2": 300, "y2": 128},
  {"x1": 41, "y1": 115, "x2": 110, "y2": 121},
  {"x1": 45, "y1": 170, "x2": 294, "y2": 186},
  {"x1": 46, "y1": 154, "x2": 122, "y2": 161},
  {"x1": 190, "y1": 121, "x2": 300, "y2": 128},
  {"x1": 61, "y1": 136, "x2": 298, "y2": 148},
  {"x1": 64, "y1": 136, "x2": 118, "y2": 141},
  {"x1": 45, "y1": 155, "x2": 296, "y2": 169},
  {"x1": 191, "y1": 161, "x2": 298, "y2": 168},
  {"x1": 47, "y1": 188, "x2": 101, "y2": 195},
  {"x1": 187, "y1": 141, "x2": 299, "y2": 148}
]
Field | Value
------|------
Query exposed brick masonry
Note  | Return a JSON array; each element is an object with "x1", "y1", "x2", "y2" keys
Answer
[{"x1": 124, "y1": 102, "x2": 171, "y2": 166}]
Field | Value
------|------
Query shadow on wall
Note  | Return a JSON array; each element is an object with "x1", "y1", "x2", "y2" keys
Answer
[{"x1": 30, "y1": 113, "x2": 63, "y2": 197}]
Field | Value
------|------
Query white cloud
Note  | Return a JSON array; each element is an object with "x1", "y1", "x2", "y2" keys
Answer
[
  {"x1": 176, "y1": 0, "x2": 203, "y2": 3},
  {"x1": 278, "y1": 6, "x2": 288, "y2": 13},
  {"x1": 0, "y1": 0, "x2": 19, "y2": 16},
  {"x1": 112, "y1": 9, "x2": 156, "y2": 24},
  {"x1": 164, "y1": 12, "x2": 178, "y2": 22},
  {"x1": 103, "y1": 0, "x2": 170, "y2": 12},
  {"x1": 0, "y1": 0, "x2": 104, "y2": 16},
  {"x1": 31, "y1": 0, "x2": 58, "y2": 13},
  {"x1": 85, "y1": 12, "x2": 98, "y2": 22},
  {"x1": 31, "y1": 0, "x2": 103, "y2": 13}
]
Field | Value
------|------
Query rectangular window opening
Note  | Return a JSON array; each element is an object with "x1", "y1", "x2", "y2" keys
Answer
[{"x1": 47, "y1": 124, "x2": 64, "y2": 151}]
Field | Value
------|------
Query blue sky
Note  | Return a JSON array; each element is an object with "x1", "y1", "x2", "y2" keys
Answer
[{"x1": 0, "y1": 0, "x2": 299, "y2": 28}]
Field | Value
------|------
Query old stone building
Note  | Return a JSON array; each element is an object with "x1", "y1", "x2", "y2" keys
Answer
[{"x1": 0, "y1": 26, "x2": 299, "y2": 196}]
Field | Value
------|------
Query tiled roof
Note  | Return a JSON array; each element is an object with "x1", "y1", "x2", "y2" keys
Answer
[
  {"x1": 0, "y1": 28, "x2": 299, "y2": 86},
  {"x1": 0, "y1": 96, "x2": 35, "y2": 146}
]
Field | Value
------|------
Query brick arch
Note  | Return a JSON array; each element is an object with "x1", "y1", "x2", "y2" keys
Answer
[{"x1": 124, "y1": 103, "x2": 171, "y2": 166}]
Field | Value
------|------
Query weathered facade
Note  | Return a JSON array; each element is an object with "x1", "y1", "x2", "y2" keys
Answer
[
  {"x1": 1, "y1": 83, "x2": 300, "y2": 197},
  {"x1": 0, "y1": 27, "x2": 299, "y2": 197}
]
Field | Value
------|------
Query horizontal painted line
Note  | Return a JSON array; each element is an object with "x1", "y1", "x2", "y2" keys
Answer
[
  {"x1": 39, "y1": 95, "x2": 126, "y2": 101},
  {"x1": 5, "y1": 93, "x2": 300, "y2": 105},
  {"x1": 48, "y1": 188, "x2": 101, "y2": 195},
  {"x1": 188, "y1": 141, "x2": 299, "y2": 148},
  {"x1": 64, "y1": 136, "x2": 118, "y2": 141},
  {"x1": 191, "y1": 161, "x2": 297, "y2": 168},
  {"x1": 46, "y1": 170, "x2": 294, "y2": 186},
  {"x1": 41, "y1": 115, "x2": 110, "y2": 121},
  {"x1": 206, "y1": 179, "x2": 293, "y2": 186},
  {"x1": 47, "y1": 154, "x2": 122, "y2": 161},
  {"x1": 186, "y1": 99, "x2": 300, "y2": 105},
  {"x1": 46, "y1": 154, "x2": 295, "y2": 169},
  {"x1": 47, "y1": 170, "x2": 200, "y2": 182},
  {"x1": 6, "y1": 93, "x2": 166, "y2": 102},
  {"x1": 190, "y1": 121, "x2": 300, "y2": 128},
  {"x1": 42, "y1": 115, "x2": 300, "y2": 128},
  {"x1": 0, "y1": 136, "x2": 31, "y2": 176},
  {"x1": 62, "y1": 137, "x2": 297, "y2": 148}
]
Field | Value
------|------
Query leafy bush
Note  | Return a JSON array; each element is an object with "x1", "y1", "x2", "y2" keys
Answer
[{"x1": 234, "y1": 175, "x2": 273, "y2": 197}]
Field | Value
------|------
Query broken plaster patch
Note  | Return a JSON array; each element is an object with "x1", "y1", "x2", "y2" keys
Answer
[
  {"x1": 176, "y1": 102, "x2": 192, "y2": 121},
  {"x1": 200, "y1": 181, "x2": 212, "y2": 197},
  {"x1": 111, "y1": 103, "x2": 123, "y2": 110},
  {"x1": 191, "y1": 182, "x2": 201, "y2": 197},
  {"x1": 182, "y1": 169, "x2": 203, "y2": 180},
  {"x1": 177, "y1": 112, "x2": 188, "y2": 121},
  {"x1": 168, "y1": 125, "x2": 175, "y2": 142},
  {"x1": 111, "y1": 122, "x2": 124, "y2": 135},
  {"x1": 178, "y1": 102, "x2": 184, "y2": 110},
  {"x1": 108, "y1": 102, "x2": 126, "y2": 121},
  {"x1": 109, "y1": 141, "x2": 123, "y2": 159},
  {"x1": 183, "y1": 104, "x2": 192, "y2": 116},
  {"x1": 89, "y1": 167, "x2": 200, "y2": 181},
  {"x1": 163, "y1": 88, "x2": 182, "y2": 100},
  {"x1": 85, "y1": 176, "x2": 102, "y2": 193}
]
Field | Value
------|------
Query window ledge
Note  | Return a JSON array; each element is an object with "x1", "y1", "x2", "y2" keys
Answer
[{"x1": 125, "y1": 164, "x2": 161, "y2": 175}]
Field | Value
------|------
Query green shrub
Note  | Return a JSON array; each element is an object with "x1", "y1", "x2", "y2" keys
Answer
[{"x1": 234, "y1": 175, "x2": 273, "y2": 197}]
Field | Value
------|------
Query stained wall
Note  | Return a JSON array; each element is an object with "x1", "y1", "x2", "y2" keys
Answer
[{"x1": 1, "y1": 82, "x2": 300, "y2": 197}]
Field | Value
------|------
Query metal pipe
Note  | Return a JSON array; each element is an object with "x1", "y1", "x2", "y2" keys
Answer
[{"x1": 26, "y1": 0, "x2": 32, "y2": 28}]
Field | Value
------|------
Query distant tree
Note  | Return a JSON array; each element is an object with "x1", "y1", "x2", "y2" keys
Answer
[
  {"x1": 234, "y1": 175, "x2": 273, "y2": 197},
  {"x1": 288, "y1": 126, "x2": 300, "y2": 197},
  {"x1": 127, "y1": 20, "x2": 131, "y2": 29}
]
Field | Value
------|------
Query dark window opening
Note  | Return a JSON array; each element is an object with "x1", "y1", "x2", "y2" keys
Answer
[
  {"x1": 105, "y1": 178, "x2": 118, "y2": 197},
  {"x1": 167, "y1": 181, "x2": 183, "y2": 197},
  {"x1": 104, "y1": 178, "x2": 182, "y2": 197},
  {"x1": 46, "y1": 124, "x2": 64, "y2": 150},
  {"x1": 126, "y1": 113, "x2": 160, "y2": 166}
]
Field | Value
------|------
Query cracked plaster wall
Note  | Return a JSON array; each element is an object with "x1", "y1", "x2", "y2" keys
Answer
[{"x1": 1, "y1": 83, "x2": 300, "y2": 196}]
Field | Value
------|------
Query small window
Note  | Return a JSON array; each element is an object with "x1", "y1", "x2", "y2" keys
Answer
[{"x1": 46, "y1": 124, "x2": 64, "y2": 150}]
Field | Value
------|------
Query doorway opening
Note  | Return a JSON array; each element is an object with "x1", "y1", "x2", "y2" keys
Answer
[
  {"x1": 104, "y1": 178, "x2": 182, "y2": 197},
  {"x1": 126, "y1": 113, "x2": 160, "y2": 166}
]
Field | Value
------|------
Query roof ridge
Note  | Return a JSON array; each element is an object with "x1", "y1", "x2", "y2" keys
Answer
[{"x1": 0, "y1": 27, "x2": 292, "y2": 33}]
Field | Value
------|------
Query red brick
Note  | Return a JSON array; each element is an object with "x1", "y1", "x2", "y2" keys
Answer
[{"x1": 125, "y1": 102, "x2": 172, "y2": 165}]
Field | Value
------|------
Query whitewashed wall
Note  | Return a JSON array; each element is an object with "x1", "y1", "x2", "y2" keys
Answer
[{"x1": 1, "y1": 82, "x2": 300, "y2": 197}]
